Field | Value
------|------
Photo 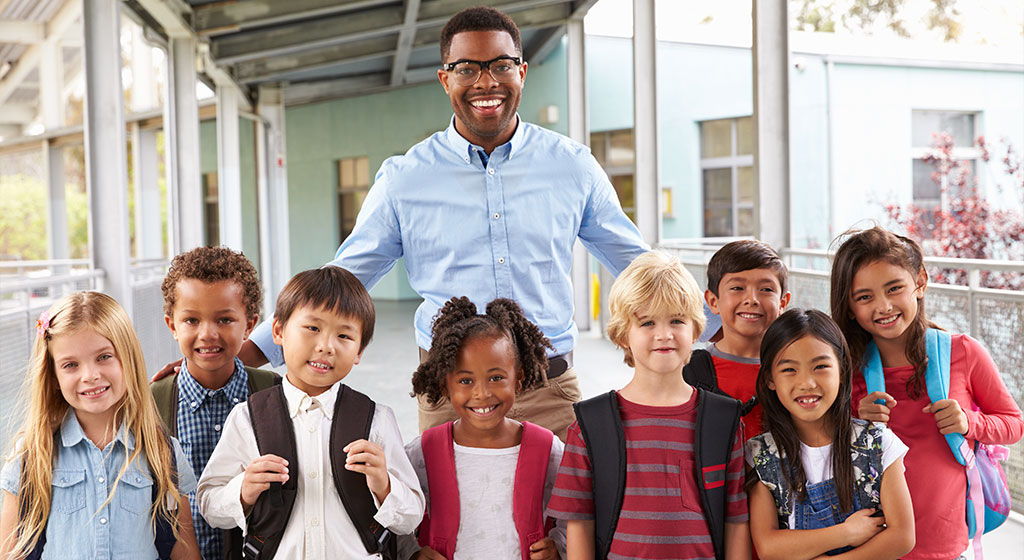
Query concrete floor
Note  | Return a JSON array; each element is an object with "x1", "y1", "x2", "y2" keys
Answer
[{"x1": 341, "y1": 298, "x2": 1023, "y2": 557}]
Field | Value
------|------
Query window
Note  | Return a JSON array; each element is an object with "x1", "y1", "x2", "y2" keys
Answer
[
  {"x1": 911, "y1": 110, "x2": 980, "y2": 211},
  {"x1": 590, "y1": 129, "x2": 636, "y2": 222},
  {"x1": 699, "y1": 117, "x2": 754, "y2": 237},
  {"x1": 337, "y1": 156, "x2": 370, "y2": 244}
]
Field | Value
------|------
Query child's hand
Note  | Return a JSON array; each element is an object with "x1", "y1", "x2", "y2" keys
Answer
[
  {"x1": 528, "y1": 537, "x2": 559, "y2": 560},
  {"x1": 842, "y1": 508, "x2": 885, "y2": 547},
  {"x1": 412, "y1": 546, "x2": 447, "y2": 559},
  {"x1": 923, "y1": 399, "x2": 969, "y2": 435},
  {"x1": 857, "y1": 392, "x2": 895, "y2": 423},
  {"x1": 344, "y1": 439, "x2": 391, "y2": 502},
  {"x1": 240, "y1": 454, "x2": 289, "y2": 509}
]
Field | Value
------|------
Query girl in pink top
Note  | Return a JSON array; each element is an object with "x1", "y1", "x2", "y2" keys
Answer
[{"x1": 830, "y1": 226, "x2": 1023, "y2": 560}]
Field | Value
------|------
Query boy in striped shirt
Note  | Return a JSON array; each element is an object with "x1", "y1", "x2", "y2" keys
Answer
[{"x1": 547, "y1": 251, "x2": 750, "y2": 560}]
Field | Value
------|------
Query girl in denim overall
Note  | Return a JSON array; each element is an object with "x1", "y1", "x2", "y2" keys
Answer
[{"x1": 745, "y1": 309, "x2": 915, "y2": 560}]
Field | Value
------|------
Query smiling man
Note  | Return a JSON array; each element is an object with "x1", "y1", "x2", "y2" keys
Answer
[{"x1": 242, "y1": 6, "x2": 648, "y2": 440}]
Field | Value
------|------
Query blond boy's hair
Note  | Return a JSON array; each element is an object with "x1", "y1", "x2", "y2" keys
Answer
[{"x1": 607, "y1": 251, "x2": 706, "y2": 367}]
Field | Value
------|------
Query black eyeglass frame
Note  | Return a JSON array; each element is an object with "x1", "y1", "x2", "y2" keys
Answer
[{"x1": 441, "y1": 56, "x2": 524, "y2": 76}]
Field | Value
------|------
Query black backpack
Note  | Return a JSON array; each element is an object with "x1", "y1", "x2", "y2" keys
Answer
[
  {"x1": 573, "y1": 388, "x2": 742, "y2": 560},
  {"x1": 239, "y1": 383, "x2": 395, "y2": 560},
  {"x1": 682, "y1": 348, "x2": 758, "y2": 416},
  {"x1": 23, "y1": 433, "x2": 179, "y2": 560}
]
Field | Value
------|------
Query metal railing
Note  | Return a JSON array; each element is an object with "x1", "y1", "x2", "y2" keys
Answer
[{"x1": 659, "y1": 239, "x2": 1024, "y2": 513}]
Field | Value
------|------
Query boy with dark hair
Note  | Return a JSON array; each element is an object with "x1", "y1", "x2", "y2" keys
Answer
[
  {"x1": 684, "y1": 239, "x2": 791, "y2": 440},
  {"x1": 152, "y1": 245, "x2": 278, "y2": 559},
  {"x1": 197, "y1": 267, "x2": 424, "y2": 560},
  {"x1": 548, "y1": 251, "x2": 749, "y2": 560}
]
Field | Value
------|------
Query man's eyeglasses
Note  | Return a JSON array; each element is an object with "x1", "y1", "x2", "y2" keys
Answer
[{"x1": 441, "y1": 56, "x2": 523, "y2": 87}]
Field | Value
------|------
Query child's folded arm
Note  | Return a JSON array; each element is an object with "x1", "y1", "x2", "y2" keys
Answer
[
  {"x1": 197, "y1": 404, "x2": 258, "y2": 531},
  {"x1": 368, "y1": 405, "x2": 425, "y2": 535},
  {"x1": 748, "y1": 481, "x2": 861, "y2": 560}
]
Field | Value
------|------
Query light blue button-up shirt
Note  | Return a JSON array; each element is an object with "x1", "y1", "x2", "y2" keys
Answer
[
  {"x1": 1, "y1": 411, "x2": 197, "y2": 560},
  {"x1": 251, "y1": 117, "x2": 648, "y2": 363}
]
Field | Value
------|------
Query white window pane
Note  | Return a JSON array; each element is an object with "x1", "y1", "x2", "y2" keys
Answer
[
  {"x1": 913, "y1": 159, "x2": 941, "y2": 201},
  {"x1": 737, "y1": 117, "x2": 754, "y2": 156},
  {"x1": 703, "y1": 168, "x2": 732, "y2": 205},
  {"x1": 912, "y1": 110, "x2": 975, "y2": 147},
  {"x1": 704, "y1": 207, "x2": 732, "y2": 237},
  {"x1": 701, "y1": 119, "x2": 732, "y2": 158}
]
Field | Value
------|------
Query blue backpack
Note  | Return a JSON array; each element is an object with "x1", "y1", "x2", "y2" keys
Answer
[{"x1": 862, "y1": 328, "x2": 1011, "y2": 559}]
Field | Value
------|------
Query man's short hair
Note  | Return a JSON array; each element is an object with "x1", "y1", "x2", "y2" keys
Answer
[
  {"x1": 274, "y1": 267, "x2": 375, "y2": 352},
  {"x1": 706, "y1": 240, "x2": 788, "y2": 297},
  {"x1": 161, "y1": 246, "x2": 262, "y2": 319},
  {"x1": 440, "y1": 6, "x2": 522, "y2": 62},
  {"x1": 607, "y1": 251, "x2": 706, "y2": 367}
]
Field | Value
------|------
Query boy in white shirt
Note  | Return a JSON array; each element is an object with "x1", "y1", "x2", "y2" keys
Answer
[{"x1": 198, "y1": 267, "x2": 424, "y2": 559}]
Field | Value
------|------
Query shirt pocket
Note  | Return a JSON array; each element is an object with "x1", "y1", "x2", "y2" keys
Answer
[
  {"x1": 51, "y1": 469, "x2": 87, "y2": 514},
  {"x1": 118, "y1": 469, "x2": 155, "y2": 516},
  {"x1": 677, "y1": 458, "x2": 703, "y2": 514}
]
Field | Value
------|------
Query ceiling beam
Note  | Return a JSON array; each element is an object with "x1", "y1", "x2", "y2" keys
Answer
[
  {"x1": 0, "y1": 102, "x2": 35, "y2": 124},
  {"x1": 194, "y1": 0, "x2": 396, "y2": 37},
  {"x1": 233, "y1": 35, "x2": 396, "y2": 83},
  {"x1": 283, "y1": 72, "x2": 391, "y2": 105},
  {"x1": 0, "y1": 20, "x2": 44, "y2": 44},
  {"x1": 0, "y1": 0, "x2": 80, "y2": 106},
  {"x1": 390, "y1": 0, "x2": 421, "y2": 86}
]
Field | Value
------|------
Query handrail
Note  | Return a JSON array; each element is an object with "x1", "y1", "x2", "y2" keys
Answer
[{"x1": 0, "y1": 270, "x2": 105, "y2": 293}]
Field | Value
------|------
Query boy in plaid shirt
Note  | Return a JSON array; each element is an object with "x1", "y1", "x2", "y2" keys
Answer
[{"x1": 150, "y1": 246, "x2": 277, "y2": 559}]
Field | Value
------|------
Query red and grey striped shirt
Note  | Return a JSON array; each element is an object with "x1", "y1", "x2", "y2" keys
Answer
[{"x1": 547, "y1": 391, "x2": 747, "y2": 560}]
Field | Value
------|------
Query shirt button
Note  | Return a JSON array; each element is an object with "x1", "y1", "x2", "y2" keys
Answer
[
  {"x1": 310, "y1": 471, "x2": 317, "y2": 479},
  {"x1": 98, "y1": 476, "x2": 105, "y2": 483},
  {"x1": 100, "y1": 518, "x2": 107, "y2": 525},
  {"x1": 464, "y1": 156, "x2": 470, "y2": 163},
  {"x1": 493, "y1": 213, "x2": 499, "y2": 219},
  {"x1": 214, "y1": 424, "x2": 221, "y2": 432},
  {"x1": 190, "y1": 401, "x2": 197, "y2": 408},
  {"x1": 308, "y1": 425, "x2": 315, "y2": 433},
  {"x1": 498, "y1": 258, "x2": 505, "y2": 264},
  {"x1": 233, "y1": 398, "x2": 239, "y2": 403},
  {"x1": 488, "y1": 168, "x2": 495, "y2": 175},
  {"x1": 311, "y1": 518, "x2": 320, "y2": 527}
]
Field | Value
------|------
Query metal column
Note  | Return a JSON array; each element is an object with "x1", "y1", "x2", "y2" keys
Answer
[
  {"x1": 752, "y1": 0, "x2": 791, "y2": 250},
  {"x1": 40, "y1": 33, "x2": 68, "y2": 265},
  {"x1": 216, "y1": 84, "x2": 243, "y2": 250},
  {"x1": 257, "y1": 85, "x2": 291, "y2": 311},
  {"x1": 164, "y1": 37, "x2": 203, "y2": 255},
  {"x1": 82, "y1": 0, "x2": 132, "y2": 312},
  {"x1": 633, "y1": 0, "x2": 660, "y2": 245},
  {"x1": 567, "y1": 17, "x2": 591, "y2": 332}
]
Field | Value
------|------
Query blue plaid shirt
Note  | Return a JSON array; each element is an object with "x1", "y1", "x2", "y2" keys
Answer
[{"x1": 177, "y1": 358, "x2": 250, "y2": 560}]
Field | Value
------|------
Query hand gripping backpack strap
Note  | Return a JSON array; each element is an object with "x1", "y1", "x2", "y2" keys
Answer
[
  {"x1": 696, "y1": 388, "x2": 742, "y2": 560},
  {"x1": 243, "y1": 385, "x2": 300, "y2": 560},
  {"x1": 513, "y1": 422, "x2": 555, "y2": 560},
  {"x1": 329, "y1": 385, "x2": 396, "y2": 560},
  {"x1": 573, "y1": 391, "x2": 625, "y2": 560},
  {"x1": 418, "y1": 422, "x2": 459, "y2": 559}
]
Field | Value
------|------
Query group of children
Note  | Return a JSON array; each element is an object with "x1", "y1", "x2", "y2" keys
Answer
[{"x1": 0, "y1": 225, "x2": 1020, "y2": 560}]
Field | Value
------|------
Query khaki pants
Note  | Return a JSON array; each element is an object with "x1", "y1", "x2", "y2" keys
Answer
[{"x1": 416, "y1": 367, "x2": 581, "y2": 441}]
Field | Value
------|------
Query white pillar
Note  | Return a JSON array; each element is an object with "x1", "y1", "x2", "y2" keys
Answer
[
  {"x1": 567, "y1": 17, "x2": 591, "y2": 332},
  {"x1": 257, "y1": 85, "x2": 291, "y2": 310},
  {"x1": 164, "y1": 37, "x2": 203, "y2": 255},
  {"x1": 633, "y1": 0, "x2": 660, "y2": 245},
  {"x1": 216, "y1": 84, "x2": 243, "y2": 250},
  {"x1": 82, "y1": 0, "x2": 132, "y2": 312},
  {"x1": 133, "y1": 125, "x2": 163, "y2": 259},
  {"x1": 39, "y1": 38, "x2": 65, "y2": 127},
  {"x1": 44, "y1": 142, "x2": 69, "y2": 263},
  {"x1": 752, "y1": 0, "x2": 791, "y2": 250},
  {"x1": 130, "y1": 25, "x2": 158, "y2": 112}
]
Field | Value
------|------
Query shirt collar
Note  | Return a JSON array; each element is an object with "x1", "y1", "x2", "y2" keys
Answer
[
  {"x1": 179, "y1": 357, "x2": 250, "y2": 410},
  {"x1": 281, "y1": 375, "x2": 339, "y2": 421},
  {"x1": 60, "y1": 409, "x2": 134, "y2": 450},
  {"x1": 444, "y1": 113, "x2": 523, "y2": 162}
]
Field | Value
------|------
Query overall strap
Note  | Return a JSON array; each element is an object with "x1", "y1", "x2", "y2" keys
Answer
[
  {"x1": 328, "y1": 385, "x2": 395, "y2": 559},
  {"x1": 573, "y1": 391, "x2": 625, "y2": 560},
  {"x1": 243, "y1": 385, "x2": 299, "y2": 559},
  {"x1": 418, "y1": 422, "x2": 459, "y2": 559},
  {"x1": 513, "y1": 422, "x2": 555, "y2": 560},
  {"x1": 696, "y1": 389, "x2": 742, "y2": 560}
]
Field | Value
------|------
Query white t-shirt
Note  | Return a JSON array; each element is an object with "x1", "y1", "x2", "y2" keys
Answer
[
  {"x1": 746, "y1": 424, "x2": 908, "y2": 528},
  {"x1": 401, "y1": 434, "x2": 566, "y2": 560}
]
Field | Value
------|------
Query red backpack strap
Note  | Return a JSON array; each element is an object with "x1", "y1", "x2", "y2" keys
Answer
[
  {"x1": 513, "y1": 422, "x2": 554, "y2": 560},
  {"x1": 419, "y1": 422, "x2": 459, "y2": 559}
]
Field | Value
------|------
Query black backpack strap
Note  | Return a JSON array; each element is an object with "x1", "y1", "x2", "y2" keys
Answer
[
  {"x1": 329, "y1": 385, "x2": 395, "y2": 560},
  {"x1": 695, "y1": 388, "x2": 742, "y2": 560},
  {"x1": 572, "y1": 391, "x2": 625, "y2": 560},
  {"x1": 150, "y1": 373, "x2": 180, "y2": 439},
  {"x1": 243, "y1": 385, "x2": 300, "y2": 559},
  {"x1": 682, "y1": 349, "x2": 717, "y2": 393}
]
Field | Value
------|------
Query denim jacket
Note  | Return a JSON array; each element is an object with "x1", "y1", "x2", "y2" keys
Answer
[{"x1": 1, "y1": 410, "x2": 196, "y2": 559}]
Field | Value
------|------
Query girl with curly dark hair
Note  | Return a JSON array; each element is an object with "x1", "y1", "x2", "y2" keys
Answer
[{"x1": 400, "y1": 296, "x2": 565, "y2": 560}]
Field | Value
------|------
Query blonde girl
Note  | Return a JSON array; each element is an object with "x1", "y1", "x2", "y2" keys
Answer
[
  {"x1": 830, "y1": 227, "x2": 1023, "y2": 559},
  {"x1": 0, "y1": 292, "x2": 199, "y2": 559}
]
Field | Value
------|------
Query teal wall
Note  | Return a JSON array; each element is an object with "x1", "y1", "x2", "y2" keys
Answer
[{"x1": 282, "y1": 42, "x2": 570, "y2": 300}]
